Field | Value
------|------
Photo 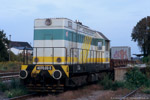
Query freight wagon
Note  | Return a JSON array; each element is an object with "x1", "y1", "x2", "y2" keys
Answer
[
  {"x1": 111, "y1": 46, "x2": 131, "y2": 60},
  {"x1": 110, "y1": 46, "x2": 132, "y2": 68}
]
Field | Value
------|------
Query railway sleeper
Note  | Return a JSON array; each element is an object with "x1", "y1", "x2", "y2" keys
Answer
[{"x1": 27, "y1": 85, "x2": 64, "y2": 93}]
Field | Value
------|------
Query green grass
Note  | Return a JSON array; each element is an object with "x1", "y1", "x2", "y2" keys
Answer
[
  {"x1": 125, "y1": 67, "x2": 147, "y2": 89},
  {"x1": 0, "y1": 61, "x2": 22, "y2": 72},
  {"x1": 111, "y1": 81, "x2": 125, "y2": 90},
  {"x1": 5, "y1": 88, "x2": 28, "y2": 98},
  {"x1": 142, "y1": 87, "x2": 150, "y2": 94},
  {"x1": 0, "y1": 78, "x2": 28, "y2": 98},
  {"x1": 0, "y1": 81, "x2": 8, "y2": 92},
  {"x1": 99, "y1": 75, "x2": 113, "y2": 90},
  {"x1": 99, "y1": 75, "x2": 125, "y2": 90},
  {"x1": 99, "y1": 67, "x2": 149, "y2": 91}
]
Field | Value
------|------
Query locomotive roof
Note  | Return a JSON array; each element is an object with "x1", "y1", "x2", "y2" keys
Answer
[
  {"x1": 97, "y1": 32, "x2": 110, "y2": 41},
  {"x1": 35, "y1": 18, "x2": 109, "y2": 41}
]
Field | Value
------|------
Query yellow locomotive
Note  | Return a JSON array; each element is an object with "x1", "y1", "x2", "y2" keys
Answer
[{"x1": 19, "y1": 18, "x2": 110, "y2": 92}]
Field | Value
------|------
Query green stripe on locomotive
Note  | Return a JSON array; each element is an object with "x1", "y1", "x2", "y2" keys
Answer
[{"x1": 34, "y1": 29, "x2": 105, "y2": 46}]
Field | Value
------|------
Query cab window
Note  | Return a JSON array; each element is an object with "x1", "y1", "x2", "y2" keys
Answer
[{"x1": 98, "y1": 42, "x2": 102, "y2": 50}]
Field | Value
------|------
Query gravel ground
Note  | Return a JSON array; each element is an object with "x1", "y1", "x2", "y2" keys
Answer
[
  {"x1": 73, "y1": 90, "x2": 112, "y2": 100},
  {"x1": 130, "y1": 91, "x2": 150, "y2": 100},
  {"x1": 73, "y1": 90, "x2": 150, "y2": 100},
  {"x1": 0, "y1": 92, "x2": 8, "y2": 100},
  {"x1": 111, "y1": 89, "x2": 150, "y2": 100},
  {"x1": 1, "y1": 87, "x2": 150, "y2": 100}
]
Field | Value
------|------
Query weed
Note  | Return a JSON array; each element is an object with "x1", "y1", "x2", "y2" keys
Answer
[
  {"x1": 5, "y1": 88, "x2": 28, "y2": 98},
  {"x1": 125, "y1": 67, "x2": 147, "y2": 89},
  {"x1": 10, "y1": 78, "x2": 21, "y2": 89},
  {"x1": 99, "y1": 74, "x2": 125, "y2": 90},
  {"x1": 145, "y1": 66, "x2": 150, "y2": 78},
  {"x1": 0, "y1": 61, "x2": 21, "y2": 72},
  {"x1": 144, "y1": 79, "x2": 150, "y2": 88},
  {"x1": 100, "y1": 75, "x2": 113, "y2": 90},
  {"x1": 0, "y1": 78, "x2": 28, "y2": 98},
  {"x1": 111, "y1": 81, "x2": 124, "y2": 91},
  {"x1": 0, "y1": 81, "x2": 8, "y2": 92},
  {"x1": 142, "y1": 87, "x2": 150, "y2": 94}
]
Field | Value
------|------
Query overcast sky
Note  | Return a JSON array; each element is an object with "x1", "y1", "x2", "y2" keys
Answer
[{"x1": 0, "y1": 0, "x2": 149, "y2": 56}]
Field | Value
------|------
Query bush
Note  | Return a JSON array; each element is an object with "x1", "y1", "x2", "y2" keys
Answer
[
  {"x1": 145, "y1": 66, "x2": 150, "y2": 78},
  {"x1": 0, "y1": 81, "x2": 8, "y2": 92},
  {"x1": 0, "y1": 79, "x2": 22, "y2": 92},
  {"x1": 142, "y1": 55, "x2": 150, "y2": 64},
  {"x1": 5, "y1": 88, "x2": 28, "y2": 98},
  {"x1": 100, "y1": 75, "x2": 124, "y2": 90},
  {"x1": 0, "y1": 61, "x2": 22, "y2": 72},
  {"x1": 125, "y1": 67, "x2": 147, "y2": 89},
  {"x1": 0, "y1": 78, "x2": 28, "y2": 98},
  {"x1": 10, "y1": 78, "x2": 21, "y2": 89},
  {"x1": 142, "y1": 87, "x2": 150, "y2": 94},
  {"x1": 100, "y1": 75, "x2": 113, "y2": 90},
  {"x1": 144, "y1": 79, "x2": 150, "y2": 88},
  {"x1": 111, "y1": 81, "x2": 124, "y2": 91}
]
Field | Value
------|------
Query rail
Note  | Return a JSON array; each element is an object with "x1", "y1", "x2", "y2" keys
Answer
[
  {"x1": 0, "y1": 72, "x2": 19, "y2": 81},
  {"x1": 0, "y1": 72, "x2": 19, "y2": 77},
  {"x1": 120, "y1": 87, "x2": 140, "y2": 100},
  {"x1": 9, "y1": 93, "x2": 37, "y2": 100}
]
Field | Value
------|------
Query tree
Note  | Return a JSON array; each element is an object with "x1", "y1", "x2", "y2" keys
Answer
[
  {"x1": 131, "y1": 16, "x2": 150, "y2": 57},
  {"x1": 0, "y1": 30, "x2": 9, "y2": 61}
]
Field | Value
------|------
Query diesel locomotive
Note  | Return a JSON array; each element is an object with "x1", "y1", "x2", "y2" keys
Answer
[{"x1": 19, "y1": 18, "x2": 110, "y2": 92}]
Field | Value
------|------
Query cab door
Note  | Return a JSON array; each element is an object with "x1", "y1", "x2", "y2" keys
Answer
[
  {"x1": 72, "y1": 33, "x2": 78, "y2": 63},
  {"x1": 43, "y1": 33, "x2": 53, "y2": 64}
]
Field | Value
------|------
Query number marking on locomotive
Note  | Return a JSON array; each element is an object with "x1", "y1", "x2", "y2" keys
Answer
[{"x1": 36, "y1": 66, "x2": 52, "y2": 70}]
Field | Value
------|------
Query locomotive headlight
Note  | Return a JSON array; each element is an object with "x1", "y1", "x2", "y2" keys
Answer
[
  {"x1": 19, "y1": 70, "x2": 28, "y2": 79},
  {"x1": 52, "y1": 70, "x2": 62, "y2": 80},
  {"x1": 34, "y1": 57, "x2": 39, "y2": 63},
  {"x1": 57, "y1": 57, "x2": 61, "y2": 63}
]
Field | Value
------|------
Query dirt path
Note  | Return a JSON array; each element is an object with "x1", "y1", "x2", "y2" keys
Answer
[
  {"x1": 27, "y1": 86, "x2": 131, "y2": 100},
  {"x1": 73, "y1": 90, "x2": 113, "y2": 100},
  {"x1": 0, "y1": 92, "x2": 9, "y2": 100}
]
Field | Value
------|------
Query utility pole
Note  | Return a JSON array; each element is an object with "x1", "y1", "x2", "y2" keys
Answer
[{"x1": 9, "y1": 35, "x2": 11, "y2": 61}]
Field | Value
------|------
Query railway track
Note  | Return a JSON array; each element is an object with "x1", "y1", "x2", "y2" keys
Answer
[
  {"x1": 0, "y1": 72, "x2": 19, "y2": 76},
  {"x1": 0, "y1": 72, "x2": 19, "y2": 81},
  {"x1": 120, "y1": 87, "x2": 140, "y2": 100},
  {"x1": 9, "y1": 93, "x2": 37, "y2": 100}
]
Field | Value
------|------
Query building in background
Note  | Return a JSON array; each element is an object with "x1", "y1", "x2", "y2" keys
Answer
[{"x1": 10, "y1": 41, "x2": 32, "y2": 55}]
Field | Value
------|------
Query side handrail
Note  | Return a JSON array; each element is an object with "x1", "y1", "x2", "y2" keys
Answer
[
  {"x1": 23, "y1": 47, "x2": 105, "y2": 65},
  {"x1": 70, "y1": 48, "x2": 104, "y2": 65},
  {"x1": 23, "y1": 47, "x2": 67, "y2": 65}
]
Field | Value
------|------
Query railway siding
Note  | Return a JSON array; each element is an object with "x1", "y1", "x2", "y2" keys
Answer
[
  {"x1": 9, "y1": 93, "x2": 37, "y2": 100},
  {"x1": 0, "y1": 72, "x2": 19, "y2": 81}
]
